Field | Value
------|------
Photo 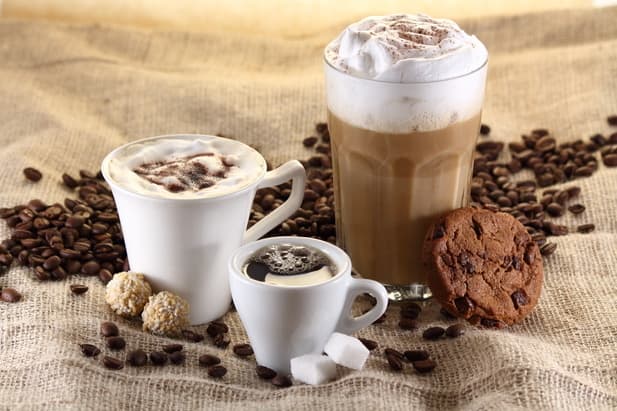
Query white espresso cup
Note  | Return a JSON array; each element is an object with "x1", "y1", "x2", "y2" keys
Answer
[
  {"x1": 229, "y1": 236, "x2": 388, "y2": 374},
  {"x1": 101, "y1": 134, "x2": 306, "y2": 324}
]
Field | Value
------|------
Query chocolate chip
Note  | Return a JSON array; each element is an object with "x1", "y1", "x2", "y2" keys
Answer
[
  {"x1": 162, "y1": 344, "x2": 183, "y2": 354},
  {"x1": 358, "y1": 337, "x2": 378, "y2": 351},
  {"x1": 70, "y1": 284, "x2": 88, "y2": 295},
  {"x1": 100, "y1": 321, "x2": 119, "y2": 337},
  {"x1": 412, "y1": 359, "x2": 436, "y2": 373},
  {"x1": 445, "y1": 324, "x2": 465, "y2": 338},
  {"x1": 432, "y1": 224, "x2": 445, "y2": 239},
  {"x1": 232, "y1": 343, "x2": 254, "y2": 357},
  {"x1": 404, "y1": 350, "x2": 429, "y2": 362},
  {"x1": 256, "y1": 365, "x2": 277, "y2": 380},
  {"x1": 127, "y1": 349, "x2": 148, "y2": 366},
  {"x1": 102, "y1": 356, "x2": 124, "y2": 370},
  {"x1": 106, "y1": 336, "x2": 126, "y2": 350},
  {"x1": 511, "y1": 290, "x2": 529, "y2": 309},
  {"x1": 207, "y1": 365, "x2": 227, "y2": 379},
  {"x1": 422, "y1": 327, "x2": 445, "y2": 340},
  {"x1": 23, "y1": 167, "x2": 42, "y2": 182},
  {"x1": 149, "y1": 351, "x2": 168, "y2": 366},
  {"x1": 80, "y1": 343, "x2": 101, "y2": 357},
  {"x1": 198, "y1": 354, "x2": 221, "y2": 367}
]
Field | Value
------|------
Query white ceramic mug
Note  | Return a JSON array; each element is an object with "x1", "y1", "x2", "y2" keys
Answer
[
  {"x1": 101, "y1": 134, "x2": 306, "y2": 324},
  {"x1": 229, "y1": 236, "x2": 388, "y2": 374}
]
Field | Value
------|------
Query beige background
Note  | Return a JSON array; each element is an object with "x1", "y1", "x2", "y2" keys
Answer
[
  {"x1": 0, "y1": 0, "x2": 603, "y2": 36},
  {"x1": 0, "y1": 3, "x2": 616, "y2": 411}
]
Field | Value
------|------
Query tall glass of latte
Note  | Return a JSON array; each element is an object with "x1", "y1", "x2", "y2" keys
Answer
[{"x1": 324, "y1": 14, "x2": 488, "y2": 300}]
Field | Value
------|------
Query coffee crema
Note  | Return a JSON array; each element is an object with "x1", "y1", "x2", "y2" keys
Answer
[
  {"x1": 242, "y1": 244, "x2": 337, "y2": 286},
  {"x1": 107, "y1": 136, "x2": 265, "y2": 199}
]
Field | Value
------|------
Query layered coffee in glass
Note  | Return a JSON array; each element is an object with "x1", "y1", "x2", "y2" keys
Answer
[{"x1": 324, "y1": 14, "x2": 488, "y2": 300}]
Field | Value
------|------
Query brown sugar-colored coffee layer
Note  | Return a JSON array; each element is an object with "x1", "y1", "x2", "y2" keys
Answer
[{"x1": 423, "y1": 207, "x2": 544, "y2": 328}]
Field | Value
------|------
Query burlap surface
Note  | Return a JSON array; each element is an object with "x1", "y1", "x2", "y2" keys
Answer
[{"x1": 1, "y1": 7, "x2": 616, "y2": 410}]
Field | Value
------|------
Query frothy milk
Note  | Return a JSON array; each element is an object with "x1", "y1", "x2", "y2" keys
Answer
[
  {"x1": 324, "y1": 14, "x2": 488, "y2": 290},
  {"x1": 107, "y1": 136, "x2": 266, "y2": 199},
  {"x1": 325, "y1": 14, "x2": 487, "y2": 133}
]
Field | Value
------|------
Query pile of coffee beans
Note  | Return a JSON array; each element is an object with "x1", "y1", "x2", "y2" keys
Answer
[
  {"x1": 248, "y1": 123, "x2": 336, "y2": 243},
  {"x1": 0, "y1": 170, "x2": 127, "y2": 285}
]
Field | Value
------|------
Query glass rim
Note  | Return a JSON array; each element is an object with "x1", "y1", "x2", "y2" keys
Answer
[{"x1": 323, "y1": 52, "x2": 488, "y2": 85}]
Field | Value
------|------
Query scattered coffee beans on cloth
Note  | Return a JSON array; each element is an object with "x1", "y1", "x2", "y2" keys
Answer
[
  {"x1": 423, "y1": 207, "x2": 544, "y2": 328},
  {"x1": 105, "y1": 271, "x2": 153, "y2": 318},
  {"x1": 141, "y1": 291, "x2": 190, "y2": 337}
]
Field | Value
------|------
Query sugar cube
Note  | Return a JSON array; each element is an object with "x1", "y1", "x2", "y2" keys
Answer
[
  {"x1": 323, "y1": 332, "x2": 369, "y2": 370},
  {"x1": 290, "y1": 354, "x2": 337, "y2": 385}
]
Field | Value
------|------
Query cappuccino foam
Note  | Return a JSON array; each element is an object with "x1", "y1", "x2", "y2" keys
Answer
[
  {"x1": 107, "y1": 136, "x2": 265, "y2": 199},
  {"x1": 324, "y1": 14, "x2": 487, "y2": 133}
]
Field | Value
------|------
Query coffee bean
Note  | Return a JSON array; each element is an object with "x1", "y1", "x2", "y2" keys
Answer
[
  {"x1": 577, "y1": 224, "x2": 595, "y2": 234},
  {"x1": 398, "y1": 318, "x2": 418, "y2": 330},
  {"x1": 162, "y1": 344, "x2": 184, "y2": 354},
  {"x1": 384, "y1": 348, "x2": 405, "y2": 361},
  {"x1": 607, "y1": 115, "x2": 617, "y2": 126},
  {"x1": 182, "y1": 329, "x2": 205, "y2": 343},
  {"x1": 198, "y1": 354, "x2": 221, "y2": 367},
  {"x1": 404, "y1": 350, "x2": 430, "y2": 362},
  {"x1": 454, "y1": 296, "x2": 474, "y2": 314},
  {"x1": 412, "y1": 359, "x2": 436, "y2": 373},
  {"x1": 445, "y1": 324, "x2": 465, "y2": 338},
  {"x1": 80, "y1": 343, "x2": 101, "y2": 357},
  {"x1": 232, "y1": 343, "x2": 254, "y2": 357},
  {"x1": 400, "y1": 307, "x2": 420, "y2": 319},
  {"x1": 479, "y1": 124, "x2": 491, "y2": 135},
  {"x1": 422, "y1": 327, "x2": 445, "y2": 341},
  {"x1": 568, "y1": 204, "x2": 585, "y2": 214},
  {"x1": 207, "y1": 365, "x2": 227, "y2": 379},
  {"x1": 66, "y1": 216, "x2": 85, "y2": 229},
  {"x1": 540, "y1": 242, "x2": 557, "y2": 256},
  {"x1": 62, "y1": 173, "x2": 79, "y2": 189},
  {"x1": 546, "y1": 203, "x2": 564, "y2": 217},
  {"x1": 386, "y1": 353, "x2": 404, "y2": 371},
  {"x1": 256, "y1": 365, "x2": 277, "y2": 380},
  {"x1": 43, "y1": 255, "x2": 61, "y2": 270},
  {"x1": 150, "y1": 351, "x2": 168, "y2": 366},
  {"x1": 23, "y1": 167, "x2": 42, "y2": 182},
  {"x1": 70, "y1": 284, "x2": 88, "y2": 295},
  {"x1": 358, "y1": 337, "x2": 378, "y2": 351},
  {"x1": 169, "y1": 351, "x2": 186, "y2": 365},
  {"x1": 213, "y1": 333, "x2": 230, "y2": 348},
  {"x1": 206, "y1": 321, "x2": 229, "y2": 337},
  {"x1": 1, "y1": 287, "x2": 22, "y2": 302},
  {"x1": 603, "y1": 154, "x2": 617, "y2": 167},
  {"x1": 127, "y1": 349, "x2": 148, "y2": 366},
  {"x1": 103, "y1": 356, "x2": 124, "y2": 370},
  {"x1": 99, "y1": 268, "x2": 113, "y2": 284},
  {"x1": 106, "y1": 336, "x2": 126, "y2": 350},
  {"x1": 100, "y1": 321, "x2": 119, "y2": 337},
  {"x1": 271, "y1": 374, "x2": 292, "y2": 387},
  {"x1": 81, "y1": 260, "x2": 100, "y2": 276},
  {"x1": 302, "y1": 136, "x2": 318, "y2": 147}
]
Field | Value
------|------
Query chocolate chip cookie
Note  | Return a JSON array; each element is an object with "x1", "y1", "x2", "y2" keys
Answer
[{"x1": 423, "y1": 207, "x2": 543, "y2": 328}]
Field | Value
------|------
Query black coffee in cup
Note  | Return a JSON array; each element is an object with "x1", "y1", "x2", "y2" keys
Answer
[{"x1": 242, "y1": 244, "x2": 337, "y2": 286}]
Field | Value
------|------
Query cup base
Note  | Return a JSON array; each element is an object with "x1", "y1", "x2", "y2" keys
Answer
[{"x1": 383, "y1": 283, "x2": 432, "y2": 301}]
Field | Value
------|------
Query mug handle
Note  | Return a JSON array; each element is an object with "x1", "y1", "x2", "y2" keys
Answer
[
  {"x1": 243, "y1": 160, "x2": 306, "y2": 244},
  {"x1": 335, "y1": 278, "x2": 388, "y2": 335}
]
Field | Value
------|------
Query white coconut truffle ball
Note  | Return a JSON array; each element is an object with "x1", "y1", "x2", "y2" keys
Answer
[
  {"x1": 141, "y1": 291, "x2": 190, "y2": 337},
  {"x1": 105, "y1": 271, "x2": 153, "y2": 317}
]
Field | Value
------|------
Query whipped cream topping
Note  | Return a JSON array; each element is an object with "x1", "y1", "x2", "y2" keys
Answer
[
  {"x1": 325, "y1": 14, "x2": 487, "y2": 82},
  {"x1": 106, "y1": 136, "x2": 265, "y2": 199}
]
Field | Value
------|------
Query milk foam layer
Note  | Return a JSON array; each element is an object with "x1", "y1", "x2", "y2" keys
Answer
[
  {"x1": 324, "y1": 14, "x2": 488, "y2": 133},
  {"x1": 107, "y1": 136, "x2": 265, "y2": 199}
]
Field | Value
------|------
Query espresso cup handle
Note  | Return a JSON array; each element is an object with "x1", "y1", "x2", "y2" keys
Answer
[
  {"x1": 243, "y1": 160, "x2": 306, "y2": 244},
  {"x1": 336, "y1": 278, "x2": 388, "y2": 335}
]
